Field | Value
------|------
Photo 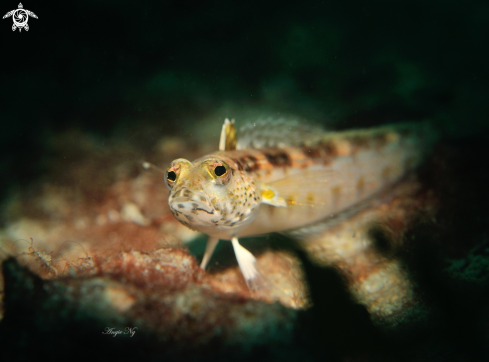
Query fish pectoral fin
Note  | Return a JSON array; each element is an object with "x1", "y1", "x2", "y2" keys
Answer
[
  {"x1": 231, "y1": 237, "x2": 260, "y2": 288},
  {"x1": 263, "y1": 169, "x2": 341, "y2": 208},
  {"x1": 260, "y1": 185, "x2": 287, "y2": 207},
  {"x1": 200, "y1": 236, "x2": 219, "y2": 270}
]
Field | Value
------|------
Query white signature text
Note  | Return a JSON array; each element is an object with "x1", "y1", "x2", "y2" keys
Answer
[{"x1": 102, "y1": 327, "x2": 138, "y2": 337}]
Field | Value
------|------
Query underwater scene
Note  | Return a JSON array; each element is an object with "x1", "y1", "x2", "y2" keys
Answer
[{"x1": 1, "y1": 1, "x2": 488, "y2": 361}]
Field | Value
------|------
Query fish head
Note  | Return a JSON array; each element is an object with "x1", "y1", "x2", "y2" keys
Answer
[{"x1": 165, "y1": 156, "x2": 261, "y2": 236}]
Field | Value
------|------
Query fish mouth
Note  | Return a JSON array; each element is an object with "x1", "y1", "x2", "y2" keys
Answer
[{"x1": 170, "y1": 197, "x2": 215, "y2": 215}]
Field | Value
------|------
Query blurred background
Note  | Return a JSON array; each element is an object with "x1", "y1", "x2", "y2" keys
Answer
[{"x1": 1, "y1": 0, "x2": 489, "y2": 361}]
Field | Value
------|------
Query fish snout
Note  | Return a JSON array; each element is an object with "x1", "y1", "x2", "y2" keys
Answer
[
  {"x1": 169, "y1": 189, "x2": 214, "y2": 214},
  {"x1": 170, "y1": 187, "x2": 194, "y2": 199}
]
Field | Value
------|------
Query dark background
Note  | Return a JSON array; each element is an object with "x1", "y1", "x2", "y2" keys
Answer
[
  {"x1": 1, "y1": 0, "x2": 488, "y2": 197},
  {"x1": 1, "y1": 1, "x2": 489, "y2": 361}
]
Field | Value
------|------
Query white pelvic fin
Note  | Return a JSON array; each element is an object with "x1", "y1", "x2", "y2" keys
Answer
[
  {"x1": 231, "y1": 237, "x2": 260, "y2": 289},
  {"x1": 200, "y1": 236, "x2": 219, "y2": 270},
  {"x1": 219, "y1": 118, "x2": 237, "y2": 151}
]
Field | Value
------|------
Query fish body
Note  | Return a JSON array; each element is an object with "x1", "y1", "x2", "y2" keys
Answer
[{"x1": 164, "y1": 119, "x2": 437, "y2": 286}]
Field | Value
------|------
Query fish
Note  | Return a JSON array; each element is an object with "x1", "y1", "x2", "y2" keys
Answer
[{"x1": 163, "y1": 117, "x2": 437, "y2": 288}]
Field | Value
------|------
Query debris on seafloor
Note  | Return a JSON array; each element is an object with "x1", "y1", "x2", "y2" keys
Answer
[
  {"x1": 294, "y1": 175, "x2": 438, "y2": 324},
  {"x1": 0, "y1": 121, "x2": 440, "y2": 357},
  {"x1": 1, "y1": 249, "x2": 298, "y2": 351},
  {"x1": 0, "y1": 128, "x2": 308, "y2": 356}
]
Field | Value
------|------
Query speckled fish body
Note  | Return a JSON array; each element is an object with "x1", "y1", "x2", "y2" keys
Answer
[
  {"x1": 167, "y1": 121, "x2": 436, "y2": 239},
  {"x1": 164, "y1": 119, "x2": 437, "y2": 285},
  {"x1": 236, "y1": 123, "x2": 429, "y2": 235}
]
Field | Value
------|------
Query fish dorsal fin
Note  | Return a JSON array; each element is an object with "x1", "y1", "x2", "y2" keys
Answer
[
  {"x1": 219, "y1": 118, "x2": 237, "y2": 151},
  {"x1": 236, "y1": 117, "x2": 325, "y2": 150}
]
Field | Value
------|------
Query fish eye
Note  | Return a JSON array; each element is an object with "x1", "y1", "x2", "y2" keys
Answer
[
  {"x1": 165, "y1": 169, "x2": 177, "y2": 189},
  {"x1": 214, "y1": 165, "x2": 227, "y2": 177},
  {"x1": 167, "y1": 171, "x2": 176, "y2": 182}
]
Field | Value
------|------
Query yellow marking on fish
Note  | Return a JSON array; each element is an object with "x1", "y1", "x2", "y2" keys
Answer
[
  {"x1": 286, "y1": 195, "x2": 296, "y2": 206},
  {"x1": 332, "y1": 186, "x2": 342, "y2": 195},
  {"x1": 331, "y1": 185, "x2": 341, "y2": 205},
  {"x1": 260, "y1": 186, "x2": 287, "y2": 207},
  {"x1": 306, "y1": 192, "x2": 315, "y2": 205},
  {"x1": 330, "y1": 185, "x2": 343, "y2": 210},
  {"x1": 261, "y1": 189, "x2": 275, "y2": 199}
]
